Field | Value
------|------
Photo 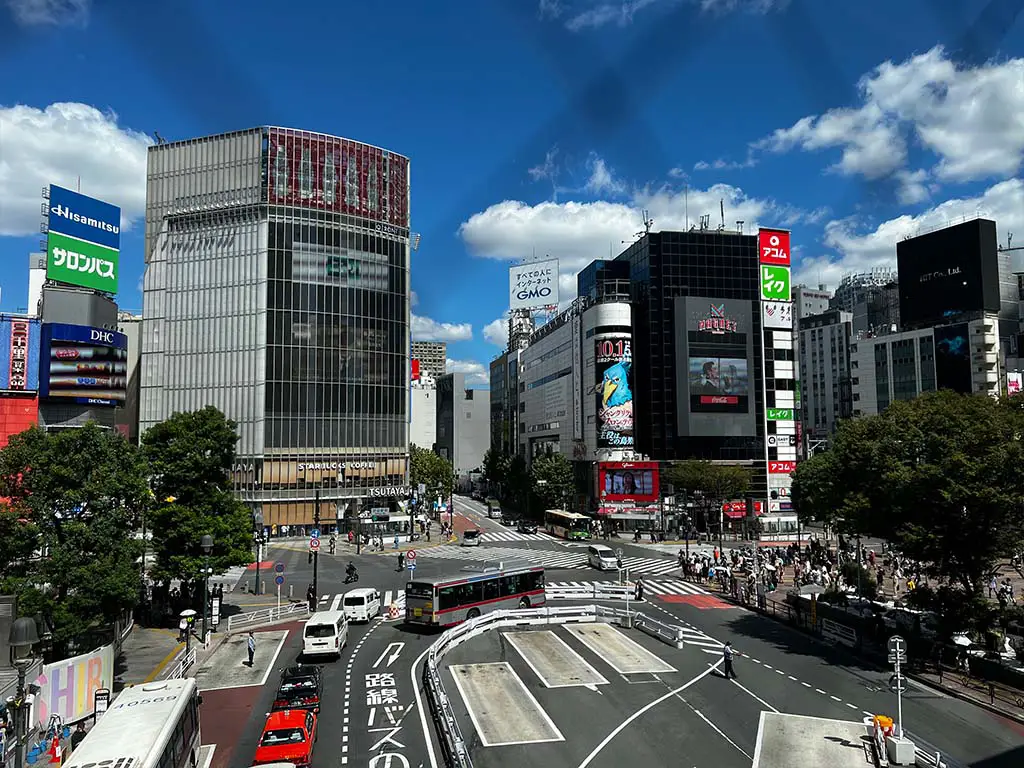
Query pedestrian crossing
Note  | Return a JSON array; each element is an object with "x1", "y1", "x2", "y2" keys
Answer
[
  {"x1": 546, "y1": 579, "x2": 711, "y2": 597},
  {"x1": 478, "y1": 530, "x2": 558, "y2": 543},
  {"x1": 413, "y1": 544, "x2": 682, "y2": 576}
]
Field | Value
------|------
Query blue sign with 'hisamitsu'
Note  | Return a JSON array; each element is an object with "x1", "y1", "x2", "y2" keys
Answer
[{"x1": 48, "y1": 185, "x2": 121, "y2": 251}]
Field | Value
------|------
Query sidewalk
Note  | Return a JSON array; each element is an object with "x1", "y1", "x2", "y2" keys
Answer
[{"x1": 115, "y1": 627, "x2": 184, "y2": 690}]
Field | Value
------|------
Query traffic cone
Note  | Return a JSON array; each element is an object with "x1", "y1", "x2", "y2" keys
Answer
[{"x1": 48, "y1": 736, "x2": 61, "y2": 766}]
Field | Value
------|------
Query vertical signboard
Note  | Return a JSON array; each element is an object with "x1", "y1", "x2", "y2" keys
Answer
[
  {"x1": 0, "y1": 318, "x2": 41, "y2": 391},
  {"x1": 571, "y1": 313, "x2": 583, "y2": 441},
  {"x1": 594, "y1": 337, "x2": 633, "y2": 448},
  {"x1": 758, "y1": 229, "x2": 791, "y2": 266},
  {"x1": 934, "y1": 323, "x2": 972, "y2": 394},
  {"x1": 39, "y1": 323, "x2": 128, "y2": 406},
  {"x1": 509, "y1": 259, "x2": 560, "y2": 311},
  {"x1": 46, "y1": 185, "x2": 121, "y2": 294}
]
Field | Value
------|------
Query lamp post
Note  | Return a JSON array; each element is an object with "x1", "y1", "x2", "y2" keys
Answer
[
  {"x1": 9, "y1": 616, "x2": 40, "y2": 768},
  {"x1": 200, "y1": 534, "x2": 214, "y2": 643}
]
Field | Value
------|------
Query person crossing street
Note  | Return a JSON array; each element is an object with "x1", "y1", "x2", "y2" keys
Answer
[{"x1": 723, "y1": 641, "x2": 739, "y2": 679}]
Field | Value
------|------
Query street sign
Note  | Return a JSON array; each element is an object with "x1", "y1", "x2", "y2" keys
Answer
[
  {"x1": 407, "y1": 550, "x2": 417, "y2": 561},
  {"x1": 418, "y1": 483, "x2": 426, "y2": 494},
  {"x1": 888, "y1": 673, "x2": 906, "y2": 694},
  {"x1": 887, "y1": 635, "x2": 907, "y2": 663},
  {"x1": 310, "y1": 528, "x2": 321, "y2": 539},
  {"x1": 275, "y1": 575, "x2": 284, "y2": 585},
  {"x1": 407, "y1": 562, "x2": 417, "y2": 570},
  {"x1": 309, "y1": 537, "x2": 321, "y2": 551},
  {"x1": 275, "y1": 563, "x2": 285, "y2": 573}
]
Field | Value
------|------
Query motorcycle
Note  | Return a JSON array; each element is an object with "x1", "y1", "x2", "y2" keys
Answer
[{"x1": 344, "y1": 571, "x2": 359, "y2": 584}]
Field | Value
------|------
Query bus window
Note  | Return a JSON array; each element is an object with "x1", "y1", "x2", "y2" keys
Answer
[{"x1": 482, "y1": 579, "x2": 499, "y2": 602}]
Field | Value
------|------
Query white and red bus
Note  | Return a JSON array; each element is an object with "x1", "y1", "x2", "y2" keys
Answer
[{"x1": 404, "y1": 564, "x2": 546, "y2": 627}]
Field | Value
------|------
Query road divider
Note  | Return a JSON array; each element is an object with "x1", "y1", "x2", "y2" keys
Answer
[
  {"x1": 546, "y1": 583, "x2": 636, "y2": 601},
  {"x1": 226, "y1": 600, "x2": 309, "y2": 632},
  {"x1": 421, "y1": 603, "x2": 699, "y2": 767}
]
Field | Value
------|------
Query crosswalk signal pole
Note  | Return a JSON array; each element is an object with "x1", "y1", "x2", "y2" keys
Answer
[{"x1": 313, "y1": 490, "x2": 320, "y2": 604}]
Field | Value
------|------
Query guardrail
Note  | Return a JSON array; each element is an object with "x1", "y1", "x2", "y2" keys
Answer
[
  {"x1": 821, "y1": 618, "x2": 858, "y2": 648},
  {"x1": 164, "y1": 647, "x2": 197, "y2": 680},
  {"x1": 422, "y1": 603, "x2": 696, "y2": 767},
  {"x1": 226, "y1": 601, "x2": 310, "y2": 632},
  {"x1": 546, "y1": 584, "x2": 636, "y2": 601}
]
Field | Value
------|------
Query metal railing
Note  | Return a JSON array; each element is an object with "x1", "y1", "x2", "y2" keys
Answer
[
  {"x1": 226, "y1": 601, "x2": 310, "y2": 632},
  {"x1": 163, "y1": 647, "x2": 197, "y2": 680},
  {"x1": 545, "y1": 583, "x2": 636, "y2": 601},
  {"x1": 422, "y1": 603, "x2": 695, "y2": 767}
]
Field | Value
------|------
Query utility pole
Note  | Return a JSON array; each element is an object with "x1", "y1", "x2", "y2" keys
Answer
[{"x1": 313, "y1": 490, "x2": 321, "y2": 603}]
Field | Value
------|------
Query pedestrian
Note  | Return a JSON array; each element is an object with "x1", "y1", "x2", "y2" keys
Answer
[
  {"x1": 70, "y1": 722, "x2": 87, "y2": 752},
  {"x1": 397, "y1": 551, "x2": 405, "y2": 571},
  {"x1": 246, "y1": 631, "x2": 256, "y2": 667},
  {"x1": 723, "y1": 641, "x2": 738, "y2": 679},
  {"x1": 634, "y1": 577, "x2": 644, "y2": 601}
]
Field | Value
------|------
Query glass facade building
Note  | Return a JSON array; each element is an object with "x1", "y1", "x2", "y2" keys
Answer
[{"x1": 142, "y1": 127, "x2": 411, "y2": 532}]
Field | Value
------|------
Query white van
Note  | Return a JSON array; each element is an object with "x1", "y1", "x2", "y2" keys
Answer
[
  {"x1": 462, "y1": 529, "x2": 481, "y2": 547},
  {"x1": 588, "y1": 544, "x2": 619, "y2": 571},
  {"x1": 302, "y1": 610, "x2": 348, "y2": 659},
  {"x1": 343, "y1": 588, "x2": 381, "y2": 623}
]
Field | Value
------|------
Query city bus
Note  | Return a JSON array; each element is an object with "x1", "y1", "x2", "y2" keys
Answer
[
  {"x1": 544, "y1": 509, "x2": 592, "y2": 541},
  {"x1": 404, "y1": 563, "x2": 546, "y2": 627},
  {"x1": 64, "y1": 677, "x2": 202, "y2": 768}
]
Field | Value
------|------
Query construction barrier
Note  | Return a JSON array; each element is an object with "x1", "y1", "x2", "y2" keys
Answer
[{"x1": 389, "y1": 602, "x2": 400, "y2": 620}]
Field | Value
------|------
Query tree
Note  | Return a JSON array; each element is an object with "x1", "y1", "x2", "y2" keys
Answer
[
  {"x1": 506, "y1": 454, "x2": 530, "y2": 512},
  {"x1": 791, "y1": 390, "x2": 1024, "y2": 624},
  {"x1": 141, "y1": 407, "x2": 253, "y2": 586},
  {"x1": 664, "y1": 460, "x2": 752, "y2": 530},
  {"x1": 409, "y1": 445, "x2": 454, "y2": 499},
  {"x1": 0, "y1": 424, "x2": 148, "y2": 655},
  {"x1": 531, "y1": 453, "x2": 575, "y2": 510},
  {"x1": 481, "y1": 448, "x2": 510, "y2": 491}
]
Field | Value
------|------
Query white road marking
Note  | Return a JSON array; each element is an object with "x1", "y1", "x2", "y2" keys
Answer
[{"x1": 412, "y1": 648, "x2": 440, "y2": 768}]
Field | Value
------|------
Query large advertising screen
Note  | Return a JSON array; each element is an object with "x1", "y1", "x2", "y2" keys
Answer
[
  {"x1": 39, "y1": 323, "x2": 128, "y2": 406},
  {"x1": 897, "y1": 218, "x2": 1000, "y2": 328},
  {"x1": 510, "y1": 259, "x2": 560, "y2": 311},
  {"x1": 675, "y1": 297, "x2": 757, "y2": 437},
  {"x1": 934, "y1": 322, "x2": 972, "y2": 394},
  {"x1": 598, "y1": 461, "x2": 659, "y2": 503},
  {"x1": 0, "y1": 317, "x2": 41, "y2": 391},
  {"x1": 267, "y1": 128, "x2": 410, "y2": 229},
  {"x1": 594, "y1": 337, "x2": 633, "y2": 448},
  {"x1": 46, "y1": 185, "x2": 121, "y2": 294}
]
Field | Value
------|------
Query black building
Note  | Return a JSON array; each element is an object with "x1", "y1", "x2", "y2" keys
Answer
[{"x1": 615, "y1": 230, "x2": 766, "y2": 482}]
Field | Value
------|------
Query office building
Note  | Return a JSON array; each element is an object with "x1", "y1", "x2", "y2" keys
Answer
[
  {"x1": 489, "y1": 349, "x2": 522, "y2": 457},
  {"x1": 798, "y1": 309, "x2": 853, "y2": 438},
  {"x1": 409, "y1": 373, "x2": 437, "y2": 451},
  {"x1": 793, "y1": 285, "x2": 832, "y2": 324},
  {"x1": 141, "y1": 127, "x2": 412, "y2": 531},
  {"x1": 436, "y1": 372, "x2": 489, "y2": 486},
  {"x1": 411, "y1": 340, "x2": 446, "y2": 380},
  {"x1": 116, "y1": 312, "x2": 144, "y2": 443}
]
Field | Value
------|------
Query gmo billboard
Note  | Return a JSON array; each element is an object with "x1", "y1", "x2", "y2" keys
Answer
[
  {"x1": 39, "y1": 323, "x2": 128, "y2": 406},
  {"x1": 675, "y1": 297, "x2": 757, "y2": 437},
  {"x1": 509, "y1": 259, "x2": 560, "y2": 311},
  {"x1": 46, "y1": 185, "x2": 121, "y2": 294}
]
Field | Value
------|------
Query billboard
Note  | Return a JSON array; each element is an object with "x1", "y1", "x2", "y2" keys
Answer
[
  {"x1": 412, "y1": 359, "x2": 421, "y2": 381},
  {"x1": 510, "y1": 259, "x2": 560, "y2": 311},
  {"x1": 897, "y1": 218, "x2": 1000, "y2": 329},
  {"x1": 1008, "y1": 372, "x2": 1022, "y2": 395},
  {"x1": 760, "y1": 265, "x2": 791, "y2": 301},
  {"x1": 0, "y1": 317, "x2": 41, "y2": 391},
  {"x1": 267, "y1": 128, "x2": 410, "y2": 228},
  {"x1": 675, "y1": 297, "x2": 756, "y2": 437},
  {"x1": 31, "y1": 644, "x2": 114, "y2": 727},
  {"x1": 598, "y1": 461, "x2": 659, "y2": 503},
  {"x1": 762, "y1": 301, "x2": 793, "y2": 330},
  {"x1": 594, "y1": 337, "x2": 633, "y2": 448},
  {"x1": 758, "y1": 228, "x2": 791, "y2": 266},
  {"x1": 934, "y1": 322, "x2": 972, "y2": 394},
  {"x1": 46, "y1": 185, "x2": 121, "y2": 294},
  {"x1": 39, "y1": 323, "x2": 128, "y2": 406}
]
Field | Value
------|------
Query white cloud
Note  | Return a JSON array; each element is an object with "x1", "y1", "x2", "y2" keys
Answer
[
  {"x1": 529, "y1": 147, "x2": 560, "y2": 182},
  {"x1": 584, "y1": 154, "x2": 625, "y2": 196},
  {"x1": 755, "y1": 46, "x2": 1024, "y2": 186},
  {"x1": 483, "y1": 317, "x2": 509, "y2": 347},
  {"x1": 0, "y1": 102, "x2": 152, "y2": 237},
  {"x1": 794, "y1": 179, "x2": 1024, "y2": 289},
  {"x1": 446, "y1": 358, "x2": 490, "y2": 387},
  {"x1": 565, "y1": 0, "x2": 659, "y2": 32},
  {"x1": 693, "y1": 155, "x2": 757, "y2": 172},
  {"x1": 667, "y1": 167, "x2": 688, "y2": 180},
  {"x1": 5, "y1": 0, "x2": 88, "y2": 26},
  {"x1": 410, "y1": 290, "x2": 419, "y2": 307},
  {"x1": 411, "y1": 314, "x2": 473, "y2": 342},
  {"x1": 556, "y1": 0, "x2": 784, "y2": 30}
]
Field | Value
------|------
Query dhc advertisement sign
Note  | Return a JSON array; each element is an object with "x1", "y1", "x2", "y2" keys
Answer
[{"x1": 40, "y1": 323, "x2": 128, "y2": 406}]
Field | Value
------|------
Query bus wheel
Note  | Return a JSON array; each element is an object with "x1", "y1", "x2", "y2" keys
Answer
[
  {"x1": 518, "y1": 597, "x2": 530, "y2": 609},
  {"x1": 467, "y1": 608, "x2": 481, "y2": 620}
]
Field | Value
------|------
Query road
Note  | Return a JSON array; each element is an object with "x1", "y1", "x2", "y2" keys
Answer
[{"x1": 204, "y1": 497, "x2": 1024, "y2": 768}]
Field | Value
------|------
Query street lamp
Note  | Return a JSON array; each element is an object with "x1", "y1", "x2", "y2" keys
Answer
[
  {"x1": 9, "y1": 616, "x2": 40, "y2": 768},
  {"x1": 200, "y1": 534, "x2": 214, "y2": 643}
]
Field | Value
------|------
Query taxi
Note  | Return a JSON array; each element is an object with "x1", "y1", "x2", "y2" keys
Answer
[{"x1": 253, "y1": 709, "x2": 318, "y2": 767}]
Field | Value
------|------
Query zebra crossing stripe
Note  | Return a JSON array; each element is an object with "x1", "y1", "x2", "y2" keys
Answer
[{"x1": 413, "y1": 544, "x2": 684, "y2": 575}]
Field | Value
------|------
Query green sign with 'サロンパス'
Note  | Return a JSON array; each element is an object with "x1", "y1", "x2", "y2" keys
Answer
[
  {"x1": 46, "y1": 231, "x2": 119, "y2": 293},
  {"x1": 766, "y1": 408, "x2": 793, "y2": 420}
]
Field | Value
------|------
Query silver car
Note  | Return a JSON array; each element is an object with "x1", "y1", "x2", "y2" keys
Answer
[{"x1": 462, "y1": 529, "x2": 481, "y2": 547}]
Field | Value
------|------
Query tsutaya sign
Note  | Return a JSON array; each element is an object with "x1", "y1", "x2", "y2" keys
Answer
[{"x1": 369, "y1": 485, "x2": 411, "y2": 498}]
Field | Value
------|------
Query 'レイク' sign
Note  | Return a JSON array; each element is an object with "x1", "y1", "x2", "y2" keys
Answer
[
  {"x1": 768, "y1": 461, "x2": 797, "y2": 474},
  {"x1": 758, "y1": 228, "x2": 791, "y2": 266}
]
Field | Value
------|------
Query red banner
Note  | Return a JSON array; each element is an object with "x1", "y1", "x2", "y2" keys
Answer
[
  {"x1": 8, "y1": 321, "x2": 29, "y2": 390},
  {"x1": 768, "y1": 460, "x2": 797, "y2": 474},
  {"x1": 722, "y1": 500, "x2": 763, "y2": 518},
  {"x1": 758, "y1": 228, "x2": 791, "y2": 266},
  {"x1": 411, "y1": 359, "x2": 420, "y2": 381},
  {"x1": 267, "y1": 128, "x2": 409, "y2": 228}
]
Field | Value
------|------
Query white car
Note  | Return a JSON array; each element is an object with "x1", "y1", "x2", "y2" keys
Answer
[{"x1": 462, "y1": 529, "x2": 481, "y2": 547}]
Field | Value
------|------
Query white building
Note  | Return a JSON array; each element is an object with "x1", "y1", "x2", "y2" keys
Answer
[
  {"x1": 409, "y1": 374, "x2": 437, "y2": 451},
  {"x1": 798, "y1": 309, "x2": 852, "y2": 437}
]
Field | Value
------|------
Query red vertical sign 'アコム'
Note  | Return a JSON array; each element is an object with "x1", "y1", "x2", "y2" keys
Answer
[{"x1": 758, "y1": 229, "x2": 791, "y2": 266}]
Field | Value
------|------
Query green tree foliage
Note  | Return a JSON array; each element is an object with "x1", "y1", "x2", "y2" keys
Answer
[
  {"x1": 505, "y1": 454, "x2": 531, "y2": 512},
  {"x1": 481, "y1": 448, "x2": 510, "y2": 489},
  {"x1": 531, "y1": 453, "x2": 575, "y2": 510},
  {"x1": 791, "y1": 391, "x2": 1024, "y2": 601},
  {"x1": 409, "y1": 445, "x2": 454, "y2": 499},
  {"x1": 142, "y1": 407, "x2": 253, "y2": 584},
  {"x1": 665, "y1": 460, "x2": 752, "y2": 501},
  {"x1": 0, "y1": 424, "x2": 147, "y2": 654}
]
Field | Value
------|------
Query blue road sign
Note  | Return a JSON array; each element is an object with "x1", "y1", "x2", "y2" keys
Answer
[
  {"x1": 310, "y1": 528, "x2": 321, "y2": 539},
  {"x1": 407, "y1": 562, "x2": 417, "y2": 570},
  {"x1": 275, "y1": 575, "x2": 284, "y2": 585},
  {"x1": 275, "y1": 563, "x2": 285, "y2": 573}
]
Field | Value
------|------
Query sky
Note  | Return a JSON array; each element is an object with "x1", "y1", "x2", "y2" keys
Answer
[{"x1": 2, "y1": 0, "x2": 1024, "y2": 387}]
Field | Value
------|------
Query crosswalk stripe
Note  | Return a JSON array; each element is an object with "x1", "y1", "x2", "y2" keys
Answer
[
  {"x1": 412, "y1": 544, "x2": 685, "y2": 576},
  {"x1": 546, "y1": 579, "x2": 712, "y2": 597}
]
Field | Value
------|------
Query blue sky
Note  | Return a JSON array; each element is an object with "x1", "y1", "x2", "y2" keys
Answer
[{"x1": 2, "y1": 0, "x2": 1024, "y2": 386}]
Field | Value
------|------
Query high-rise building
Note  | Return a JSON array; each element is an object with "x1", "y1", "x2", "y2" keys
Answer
[
  {"x1": 411, "y1": 341, "x2": 446, "y2": 380},
  {"x1": 141, "y1": 127, "x2": 412, "y2": 533},
  {"x1": 489, "y1": 349, "x2": 522, "y2": 457},
  {"x1": 116, "y1": 312, "x2": 143, "y2": 443},
  {"x1": 798, "y1": 309, "x2": 853, "y2": 438},
  {"x1": 436, "y1": 373, "x2": 490, "y2": 487},
  {"x1": 793, "y1": 285, "x2": 832, "y2": 324}
]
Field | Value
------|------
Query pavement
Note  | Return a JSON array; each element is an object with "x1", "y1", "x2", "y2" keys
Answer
[{"x1": 116, "y1": 626, "x2": 184, "y2": 689}]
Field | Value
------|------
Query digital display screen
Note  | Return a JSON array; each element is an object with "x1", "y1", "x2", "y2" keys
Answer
[
  {"x1": 40, "y1": 323, "x2": 128, "y2": 406},
  {"x1": 687, "y1": 356, "x2": 750, "y2": 413},
  {"x1": 598, "y1": 462, "x2": 659, "y2": 503}
]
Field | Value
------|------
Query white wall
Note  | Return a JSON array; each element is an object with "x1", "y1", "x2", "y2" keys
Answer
[{"x1": 410, "y1": 386, "x2": 437, "y2": 450}]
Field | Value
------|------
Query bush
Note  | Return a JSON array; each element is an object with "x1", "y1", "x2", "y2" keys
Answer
[{"x1": 840, "y1": 562, "x2": 878, "y2": 600}]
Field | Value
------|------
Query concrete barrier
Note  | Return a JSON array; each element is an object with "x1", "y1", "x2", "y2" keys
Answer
[{"x1": 821, "y1": 618, "x2": 858, "y2": 648}]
